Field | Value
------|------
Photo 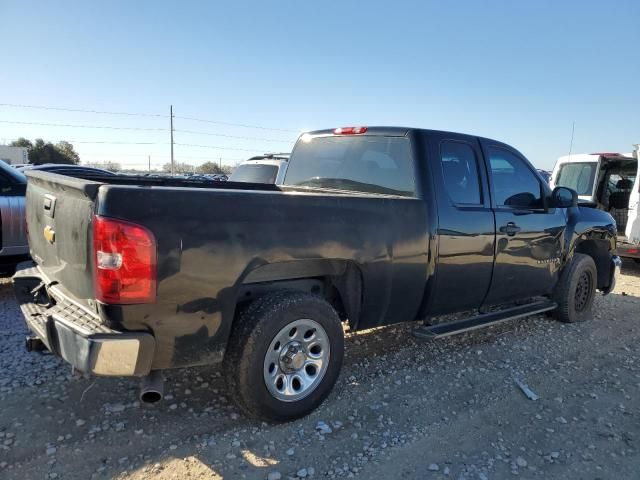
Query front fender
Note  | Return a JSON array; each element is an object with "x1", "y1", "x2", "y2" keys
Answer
[
  {"x1": 564, "y1": 206, "x2": 617, "y2": 290},
  {"x1": 565, "y1": 206, "x2": 617, "y2": 255}
]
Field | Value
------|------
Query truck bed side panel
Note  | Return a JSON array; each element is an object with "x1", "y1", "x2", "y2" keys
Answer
[{"x1": 97, "y1": 186, "x2": 429, "y2": 368}]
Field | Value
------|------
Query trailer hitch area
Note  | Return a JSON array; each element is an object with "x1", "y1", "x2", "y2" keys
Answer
[{"x1": 25, "y1": 336, "x2": 48, "y2": 353}]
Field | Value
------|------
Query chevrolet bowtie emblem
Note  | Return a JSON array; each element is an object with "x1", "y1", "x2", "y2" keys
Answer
[{"x1": 44, "y1": 226, "x2": 56, "y2": 244}]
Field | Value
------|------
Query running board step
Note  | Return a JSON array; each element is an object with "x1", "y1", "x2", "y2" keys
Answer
[{"x1": 413, "y1": 300, "x2": 557, "y2": 339}]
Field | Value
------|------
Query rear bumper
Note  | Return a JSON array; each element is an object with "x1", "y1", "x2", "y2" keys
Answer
[
  {"x1": 602, "y1": 255, "x2": 622, "y2": 295},
  {"x1": 12, "y1": 262, "x2": 155, "y2": 376}
]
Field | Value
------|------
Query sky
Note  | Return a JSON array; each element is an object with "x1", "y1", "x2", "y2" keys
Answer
[{"x1": 0, "y1": 0, "x2": 638, "y2": 170}]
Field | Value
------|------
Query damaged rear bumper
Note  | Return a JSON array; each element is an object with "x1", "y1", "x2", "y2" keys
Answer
[{"x1": 13, "y1": 262, "x2": 155, "y2": 376}]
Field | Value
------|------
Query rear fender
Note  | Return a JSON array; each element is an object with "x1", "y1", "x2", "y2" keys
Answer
[{"x1": 239, "y1": 259, "x2": 363, "y2": 328}]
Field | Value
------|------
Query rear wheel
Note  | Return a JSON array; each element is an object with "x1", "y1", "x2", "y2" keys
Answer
[
  {"x1": 553, "y1": 253, "x2": 597, "y2": 323},
  {"x1": 224, "y1": 291, "x2": 344, "y2": 422}
]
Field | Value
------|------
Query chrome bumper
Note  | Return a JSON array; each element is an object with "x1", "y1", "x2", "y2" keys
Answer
[
  {"x1": 13, "y1": 262, "x2": 155, "y2": 376},
  {"x1": 602, "y1": 255, "x2": 622, "y2": 296}
]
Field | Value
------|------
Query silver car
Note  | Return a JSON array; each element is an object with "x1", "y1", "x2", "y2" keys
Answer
[{"x1": 0, "y1": 161, "x2": 28, "y2": 270}]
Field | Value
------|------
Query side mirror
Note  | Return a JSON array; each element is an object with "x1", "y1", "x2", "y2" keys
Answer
[{"x1": 551, "y1": 186, "x2": 578, "y2": 208}]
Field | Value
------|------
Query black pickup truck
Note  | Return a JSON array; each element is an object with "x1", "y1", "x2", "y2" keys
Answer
[{"x1": 14, "y1": 126, "x2": 620, "y2": 421}]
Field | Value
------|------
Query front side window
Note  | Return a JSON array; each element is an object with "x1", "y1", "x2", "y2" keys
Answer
[
  {"x1": 284, "y1": 136, "x2": 415, "y2": 197},
  {"x1": 440, "y1": 141, "x2": 482, "y2": 205},
  {"x1": 488, "y1": 147, "x2": 543, "y2": 209}
]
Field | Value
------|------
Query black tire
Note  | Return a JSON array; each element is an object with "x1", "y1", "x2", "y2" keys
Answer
[
  {"x1": 223, "y1": 291, "x2": 344, "y2": 422},
  {"x1": 553, "y1": 253, "x2": 597, "y2": 323}
]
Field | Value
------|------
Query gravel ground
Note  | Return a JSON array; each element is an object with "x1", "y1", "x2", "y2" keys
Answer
[{"x1": 1, "y1": 263, "x2": 639, "y2": 480}]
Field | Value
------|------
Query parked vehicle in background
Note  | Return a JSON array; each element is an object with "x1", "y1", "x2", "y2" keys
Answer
[
  {"x1": 229, "y1": 153, "x2": 289, "y2": 184},
  {"x1": 0, "y1": 145, "x2": 29, "y2": 165},
  {"x1": 551, "y1": 146, "x2": 639, "y2": 260},
  {"x1": 21, "y1": 163, "x2": 118, "y2": 176},
  {"x1": 0, "y1": 160, "x2": 28, "y2": 271},
  {"x1": 14, "y1": 126, "x2": 619, "y2": 422},
  {"x1": 537, "y1": 169, "x2": 551, "y2": 183}
]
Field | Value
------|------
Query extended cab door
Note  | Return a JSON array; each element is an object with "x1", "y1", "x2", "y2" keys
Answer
[
  {"x1": 426, "y1": 132, "x2": 495, "y2": 315},
  {"x1": 625, "y1": 145, "x2": 640, "y2": 244},
  {"x1": 480, "y1": 141, "x2": 566, "y2": 306}
]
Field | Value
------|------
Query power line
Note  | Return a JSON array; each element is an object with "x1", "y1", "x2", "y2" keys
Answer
[
  {"x1": 0, "y1": 102, "x2": 165, "y2": 118},
  {"x1": 175, "y1": 129, "x2": 294, "y2": 143},
  {"x1": 0, "y1": 102, "x2": 300, "y2": 133},
  {"x1": 80, "y1": 152, "x2": 247, "y2": 160},
  {"x1": 1, "y1": 119, "x2": 297, "y2": 143},
  {"x1": 175, "y1": 143, "x2": 273, "y2": 152},
  {"x1": 8, "y1": 136, "x2": 277, "y2": 151},
  {"x1": 0, "y1": 119, "x2": 167, "y2": 131},
  {"x1": 68, "y1": 140, "x2": 166, "y2": 145},
  {"x1": 174, "y1": 115, "x2": 299, "y2": 133}
]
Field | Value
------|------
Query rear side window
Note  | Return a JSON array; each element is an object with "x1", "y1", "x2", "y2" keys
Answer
[
  {"x1": 284, "y1": 136, "x2": 415, "y2": 197},
  {"x1": 488, "y1": 147, "x2": 543, "y2": 209},
  {"x1": 440, "y1": 141, "x2": 482, "y2": 205},
  {"x1": 556, "y1": 162, "x2": 597, "y2": 196}
]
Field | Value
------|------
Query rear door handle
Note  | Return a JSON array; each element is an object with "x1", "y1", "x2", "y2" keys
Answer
[{"x1": 499, "y1": 222, "x2": 521, "y2": 236}]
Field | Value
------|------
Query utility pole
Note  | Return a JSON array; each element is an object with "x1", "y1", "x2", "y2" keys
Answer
[
  {"x1": 170, "y1": 105, "x2": 175, "y2": 176},
  {"x1": 148, "y1": 155, "x2": 151, "y2": 172},
  {"x1": 219, "y1": 157, "x2": 222, "y2": 171}
]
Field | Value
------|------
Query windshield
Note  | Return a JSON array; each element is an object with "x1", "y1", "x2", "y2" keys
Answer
[
  {"x1": 229, "y1": 164, "x2": 279, "y2": 183},
  {"x1": 284, "y1": 135, "x2": 415, "y2": 197},
  {"x1": 556, "y1": 162, "x2": 597, "y2": 196}
]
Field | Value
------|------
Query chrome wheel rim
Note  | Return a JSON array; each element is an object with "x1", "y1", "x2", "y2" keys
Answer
[{"x1": 263, "y1": 319, "x2": 330, "y2": 402}]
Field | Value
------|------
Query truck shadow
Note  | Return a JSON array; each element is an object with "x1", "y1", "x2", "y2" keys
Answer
[{"x1": 2, "y1": 284, "x2": 638, "y2": 479}]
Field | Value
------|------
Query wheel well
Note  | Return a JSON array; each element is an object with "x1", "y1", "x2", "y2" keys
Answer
[
  {"x1": 236, "y1": 263, "x2": 363, "y2": 328},
  {"x1": 574, "y1": 239, "x2": 610, "y2": 289}
]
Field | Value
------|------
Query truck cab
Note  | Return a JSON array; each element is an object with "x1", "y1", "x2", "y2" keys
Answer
[{"x1": 551, "y1": 146, "x2": 640, "y2": 258}]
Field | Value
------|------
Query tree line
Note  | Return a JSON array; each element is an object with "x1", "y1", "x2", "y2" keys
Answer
[
  {"x1": 9, "y1": 138, "x2": 235, "y2": 174},
  {"x1": 10, "y1": 138, "x2": 80, "y2": 165},
  {"x1": 162, "y1": 161, "x2": 232, "y2": 175}
]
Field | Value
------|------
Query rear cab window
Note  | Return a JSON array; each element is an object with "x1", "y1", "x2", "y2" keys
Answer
[
  {"x1": 284, "y1": 135, "x2": 416, "y2": 197},
  {"x1": 440, "y1": 140, "x2": 482, "y2": 205}
]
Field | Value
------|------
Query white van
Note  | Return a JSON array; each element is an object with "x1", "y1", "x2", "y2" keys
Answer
[{"x1": 550, "y1": 145, "x2": 640, "y2": 260}]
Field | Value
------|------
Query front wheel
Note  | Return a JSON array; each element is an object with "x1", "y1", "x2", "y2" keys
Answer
[
  {"x1": 223, "y1": 291, "x2": 344, "y2": 422},
  {"x1": 553, "y1": 253, "x2": 597, "y2": 323}
]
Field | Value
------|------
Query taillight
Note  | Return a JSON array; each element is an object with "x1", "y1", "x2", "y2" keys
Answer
[
  {"x1": 93, "y1": 215, "x2": 157, "y2": 304},
  {"x1": 333, "y1": 126, "x2": 367, "y2": 135}
]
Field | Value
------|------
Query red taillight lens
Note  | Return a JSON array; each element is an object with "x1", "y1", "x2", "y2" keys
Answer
[
  {"x1": 93, "y1": 215, "x2": 157, "y2": 304},
  {"x1": 333, "y1": 126, "x2": 367, "y2": 135}
]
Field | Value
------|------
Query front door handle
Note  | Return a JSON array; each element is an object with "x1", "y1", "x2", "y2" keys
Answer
[{"x1": 499, "y1": 222, "x2": 521, "y2": 236}]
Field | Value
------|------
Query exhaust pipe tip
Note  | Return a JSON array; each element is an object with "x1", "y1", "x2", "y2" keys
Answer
[
  {"x1": 140, "y1": 370, "x2": 164, "y2": 404},
  {"x1": 140, "y1": 390, "x2": 163, "y2": 404}
]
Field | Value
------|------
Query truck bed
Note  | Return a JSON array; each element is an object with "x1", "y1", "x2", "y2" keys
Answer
[{"x1": 24, "y1": 170, "x2": 430, "y2": 369}]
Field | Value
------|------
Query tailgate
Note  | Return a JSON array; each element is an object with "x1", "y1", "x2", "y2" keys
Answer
[{"x1": 25, "y1": 170, "x2": 102, "y2": 302}]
